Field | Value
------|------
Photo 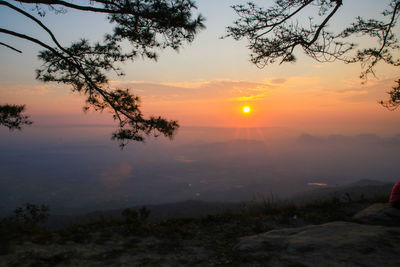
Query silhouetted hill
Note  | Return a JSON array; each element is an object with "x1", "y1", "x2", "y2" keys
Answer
[
  {"x1": 290, "y1": 179, "x2": 394, "y2": 204},
  {"x1": 45, "y1": 200, "x2": 243, "y2": 229},
  {"x1": 43, "y1": 179, "x2": 396, "y2": 229}
]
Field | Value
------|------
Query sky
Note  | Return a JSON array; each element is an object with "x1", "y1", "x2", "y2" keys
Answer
[{"x1": 0, "y1": 0, "x2": 399, "y2": 135}]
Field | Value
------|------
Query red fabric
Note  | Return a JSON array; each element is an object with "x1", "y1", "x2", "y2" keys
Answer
[{"x1": 389, "y1": 181, "x2": 400, "y2": 205}]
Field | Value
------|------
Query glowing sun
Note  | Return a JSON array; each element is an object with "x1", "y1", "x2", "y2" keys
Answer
[{"x1": 243, "y1": 106, "x2": 251, "y2": 113}]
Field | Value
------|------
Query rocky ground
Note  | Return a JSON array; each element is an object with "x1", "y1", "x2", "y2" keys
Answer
[
  {"x1": 236, "y1": 220, "x2": 400, "y2": 266},
  {"x1": 1, "y1": 200, "x2": 399, "y2": 266}
]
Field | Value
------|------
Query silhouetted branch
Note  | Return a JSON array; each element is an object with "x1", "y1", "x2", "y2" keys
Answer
[
  {"x1": 1, "y1": 0, "x2": 204, "y2": 146},
  {"x1": 0, "y1": 1, "x2": 66, "y2": 53},
  {"x1": 15, "y1": 0, "x2": 129, "y2": 14},
  {"x1": 0, "y1": 28, "x2": 60, "y2": 54},
  {"x1": 226, "y1": 0, "x2": 351, "y2": 67},
  {"x1": 306, "y1": 0, "x2": 342, "y2": 46},
  {"x1": 0, "y1": 41, "x2": 22, "y2": 53},
  {"x1": 381, "y1": 79, "x2": 400, "y2": 110},
  {"x1": 379, "y1": 2, "x2": 399, "y2": 55},
  {"x1": 0, "y1": 28, "x2": 177, "y2": 144},
  {"x1": 227, "y1": 0, "x2": 400, "y2": 110},
  {"x1": 0, "y1": 104, "x2": 32, "y2": 130}
]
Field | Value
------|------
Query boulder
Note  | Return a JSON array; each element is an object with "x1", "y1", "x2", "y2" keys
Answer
[
  {"x1": 235, "y1": 221, "x2": 400, "y2": 266},
  {"x1": 353, "y1": 203, "x2": 400, "y2": 226}
]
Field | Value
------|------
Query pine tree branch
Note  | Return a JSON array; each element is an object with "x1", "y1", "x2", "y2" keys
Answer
[
  {"x1": 0, "y1": 1, "x2": 66, "y2": 53},
  {"x1": 305, "y1": 0, "x2": 342, "y2": 46},
  {"x1": 14, "y1": 0, "x2": 131, "y2": 14},
  {"x1": 0, "y1": 41, "x2": 22, "y2": 53},
  {"x1": 0, "y1": 28, "x2": 134, "y2": 123}
]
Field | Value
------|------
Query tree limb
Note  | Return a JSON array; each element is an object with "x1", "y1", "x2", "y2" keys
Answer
[
  {"x1": 0, "y1": 28, "x2": 136, "y2": 125},
  {"x1": 255, "y1": 0, "x2": 314, "y2": 39},
  {"x1": 0, "y1": 28, "x2": 57, "y2": 53},
  {"x1": 227, "y1": 0, "x2": 400, "y2": 109},
  {"x1": 378, "y1": 2, "x2": 399, "y2": 55},
  {"x1": 0, "y1": 1, "x2": 66, "y2": 53},
  {"x1": 2, "y1": 0, "x2": 203, "y2": 146},
  {"x1": 0, "y1": 41, "x2": 22, "y2": 53},
  {"x1": 15, "y1": 0, "x2": 131, "y2": 14},
  {"x1": 305, "y1": 0, "x2": 342, "y2": 46}
]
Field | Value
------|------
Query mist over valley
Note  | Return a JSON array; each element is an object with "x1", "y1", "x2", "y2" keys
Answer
[{"x1": 1, "y1": 126, "x2": 398, "y2": 216}]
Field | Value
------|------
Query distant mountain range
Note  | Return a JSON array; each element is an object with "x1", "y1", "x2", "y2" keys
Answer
[
  {"x1": 44, "y1": 179, "x2": 396, "y2": 228},
  {"x1": 290, "y1": 179, "x2": 395, "y2": 204}
]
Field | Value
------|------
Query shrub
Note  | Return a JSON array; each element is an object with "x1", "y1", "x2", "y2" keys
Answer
[
  {"x1": 0, "y1": 203, "x2": 51, "y2": 248},
  {"x1": 14, "y1": 203, "x2": 49, "y2": 227},
  {"x1": 122, "y1": 206, "x2": 150, "y2": 224}
]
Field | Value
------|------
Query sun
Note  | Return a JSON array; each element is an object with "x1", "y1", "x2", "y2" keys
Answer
[{"x1": 243, "y1": 106, "x2": 251, "y2": 113}]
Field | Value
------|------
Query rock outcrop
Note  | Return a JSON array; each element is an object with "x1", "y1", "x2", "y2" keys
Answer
[
  {"x1": 353, "y1": 203, "x2": 400, "y2": 226},
  {"x1": 235, "y1": 221, "x2": 400, "y2": 266},
  {"x1": 2, "y1": 203, "x2": 399, "y2": 266}
]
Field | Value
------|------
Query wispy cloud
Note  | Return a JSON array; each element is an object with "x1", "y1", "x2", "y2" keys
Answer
[
  {"x1": 332, "y1": 78, "x2": 395, "y2": 103},
  {"x1": 230, "y1": 92, "x2": 270, "y2": 102},
  {"x1": 109, "y1": 79, "x2": 274, "y2": 102},
  {"x1": 308, "y1": 182, "x2": 328, "y2": 186},
  {"x1": 176, "y1": 156, "x2": 197, "y2": 163},
  {"x1": 0, "y1": 83, "x2": 59, "y2": 96},
  {"x1": 270, "y1": 78, "x2": 287, "y2": 84}
]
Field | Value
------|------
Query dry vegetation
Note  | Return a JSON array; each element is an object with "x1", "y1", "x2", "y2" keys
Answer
[{"x1": 0, "y1": 193, "x2": 391, "y2": 266}]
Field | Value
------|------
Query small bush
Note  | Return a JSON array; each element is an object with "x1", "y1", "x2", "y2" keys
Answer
[
  {"x1": 14, "y1": 203, "x2": 49, "y2": 227},
  {"x1": 139, "y1": 206, "x2": 150, "y2": 220},
  {"x1": 122, "y1": 206, "x2": 150, "y2": 224},
  {"x1": 0, "y1": 203, "x2": 51, "y2": 247}
]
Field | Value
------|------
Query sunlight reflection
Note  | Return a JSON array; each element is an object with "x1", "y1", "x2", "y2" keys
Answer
[
  {"x1": 308, "y1": 182, "x2": 328, "y2": 187},
  {"x1": 100, "y1": 164, "x2": 133, "y2": 189}
]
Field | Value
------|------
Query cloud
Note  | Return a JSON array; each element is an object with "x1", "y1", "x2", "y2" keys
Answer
[
  {"x1": 0, "y1": 83, "x2": 58, "y2": 96},
  {"x1": 312, "y1": 64, "x2": 324, "y2": 69},
  {"x1": 334, "y1": 89, "x2": 369, "y2": 94},
  {"x1": 270, "y1": 78, "x2": 287, "y2": 84},
  {"x1": 176, "y1": 156, "x2": 197, "y2": 163},
  {"x1": 308, "y1": 183, "x2": 328, "y2": 186},
  {"x1": 231, "y1": 92, "x2": 270, "y2": 102},
  {"x1": 109, "y1": 79, "x2": 274, "y2": 102},
  {"x1": 332, "y1": 78, "x2": 396, "y2": 103}
]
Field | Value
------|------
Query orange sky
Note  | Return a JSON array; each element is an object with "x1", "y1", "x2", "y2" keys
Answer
[{"x1": 0, "y1": 0, "x2": 399, "y2": 135}]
